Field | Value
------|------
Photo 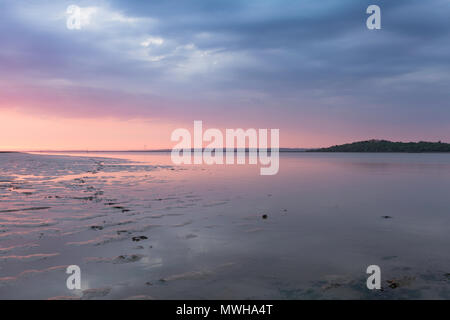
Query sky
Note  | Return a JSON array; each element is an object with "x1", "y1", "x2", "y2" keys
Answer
[{"x1": 1, "y1": 0, "x2": 449, "y2": 150}]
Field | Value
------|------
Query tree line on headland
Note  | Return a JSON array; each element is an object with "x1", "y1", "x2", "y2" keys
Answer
[{"x1": 309, "y1": 139, "x2": 450, "y2": 152}]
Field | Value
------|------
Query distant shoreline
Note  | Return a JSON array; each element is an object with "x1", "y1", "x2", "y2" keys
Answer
[
  {"x1": 14, "y1": 148, "x2": 309, "y2": 153},
  {"x1": 3, "y1": 140, "x2": 450, "y2": 154}
]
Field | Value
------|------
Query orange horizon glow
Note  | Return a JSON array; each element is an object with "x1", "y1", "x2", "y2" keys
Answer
[
  {"x1": 2, "y1": 1, "x2": 450, "y2": 153},
  {"x1": 2, "y1": 109, "x2": 448, "y2": 152},
  {"x1": 1, "y1": 109, "x2": 337, "y2": 151}
]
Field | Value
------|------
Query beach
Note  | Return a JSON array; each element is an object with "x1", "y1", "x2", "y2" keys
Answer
[{"x1": 0, "y1": 152, "x2": 449, "y2": 299}]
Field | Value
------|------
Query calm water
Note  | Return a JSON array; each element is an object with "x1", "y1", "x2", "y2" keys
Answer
[{"x1": 0, "y1": 152, "x2": 449, "y2": 299}]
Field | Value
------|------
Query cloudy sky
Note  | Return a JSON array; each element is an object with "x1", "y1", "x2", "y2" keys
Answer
[{"x1": 1, "y1": 0, "x2": 449, "y2": 150}]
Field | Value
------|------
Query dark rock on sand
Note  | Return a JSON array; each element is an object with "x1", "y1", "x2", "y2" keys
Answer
[
  {"x1": 132, "y1": 236, "x2": 148, "y2": 242},
  {"x1": 113, "y1": 254, "x2": 143, "y2": 264},
  {"x1": 386, "y1": 276, "x2": 415, "y2": 289}
]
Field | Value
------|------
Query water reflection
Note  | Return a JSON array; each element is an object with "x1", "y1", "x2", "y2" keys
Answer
[{"x1": 0, "y1": 152, "x2": 449, "y2": 299}]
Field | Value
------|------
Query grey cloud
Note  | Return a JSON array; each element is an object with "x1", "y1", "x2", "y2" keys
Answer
[{"x1": 1, "y1": 0, "x2": 449, "y2": 132}]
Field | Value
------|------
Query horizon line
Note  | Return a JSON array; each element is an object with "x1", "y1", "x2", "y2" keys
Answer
[
  {"x1": 3, "y1": 139, "x2": 449, "y2": 153},
  {"x1": 19, "y1": 147, "x2": 310, "y2": 153}
]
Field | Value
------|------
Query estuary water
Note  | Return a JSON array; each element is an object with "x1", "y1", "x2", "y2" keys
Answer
[{"x1": 0, "y1": 152, "x2": 449, "y2": 299}]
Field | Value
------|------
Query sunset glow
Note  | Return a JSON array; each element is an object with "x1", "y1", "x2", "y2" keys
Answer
[{"x1": 1, "y1": 0, "x2": 449, "y2": 150}]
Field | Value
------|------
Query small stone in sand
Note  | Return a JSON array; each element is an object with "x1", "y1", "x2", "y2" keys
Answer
[
  {"x1": 386, "y1": 276, "x2": 415, "y2": 289},
  {"x1": 114, "y1": 254, "x2": 143, "y2": 264},
  {"x1": 132, "y1": 236, "x2": 148, "y2": 242}
]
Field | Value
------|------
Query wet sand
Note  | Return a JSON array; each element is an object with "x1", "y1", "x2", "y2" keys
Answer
[{"x1": 0, "y1": 152, "x2": 449, "y2": 299}]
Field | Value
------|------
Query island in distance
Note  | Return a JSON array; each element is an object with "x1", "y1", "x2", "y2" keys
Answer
[{"x1": 308, "y1": 139, "x2": 450, "y2": 153}]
